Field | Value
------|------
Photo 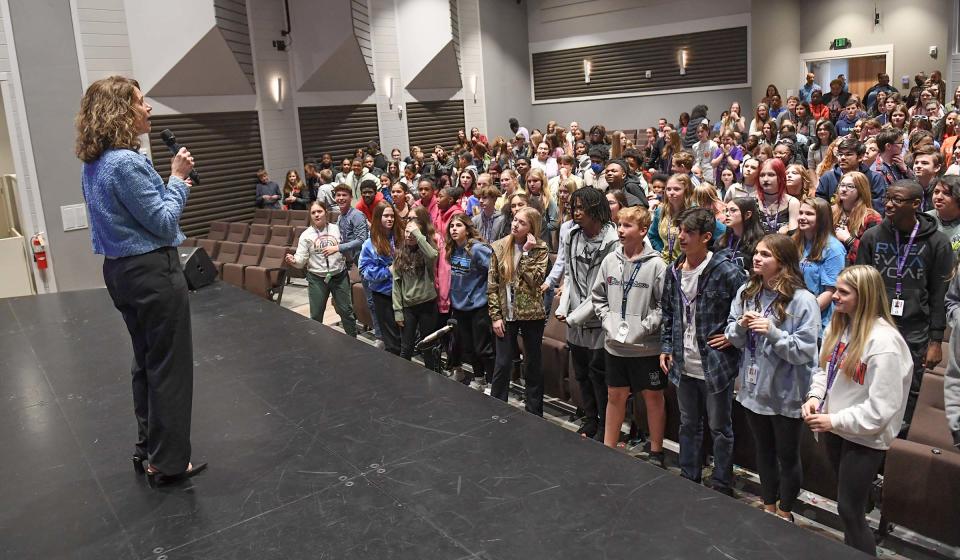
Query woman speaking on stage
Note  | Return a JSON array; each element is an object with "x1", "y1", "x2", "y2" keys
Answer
[{"x1": 75, "y1": 75, "x2": 205, "y2": 486}]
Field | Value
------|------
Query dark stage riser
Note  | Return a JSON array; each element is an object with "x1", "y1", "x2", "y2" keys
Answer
[{"x1": 0, "y1": 284, "x2": 862, "y2": 559}]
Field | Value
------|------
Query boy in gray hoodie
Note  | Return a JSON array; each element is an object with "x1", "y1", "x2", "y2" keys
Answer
[
  {"x1": 581, "y1": 205, "x2": 668, "y2": 464},
  {"x1": 556, "y1": 188, "x2": 620, "y2": 440}
]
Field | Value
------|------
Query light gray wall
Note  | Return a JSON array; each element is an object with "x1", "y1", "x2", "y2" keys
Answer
[
  {"x1": 9, "y1": 0, "x2": 102, "y2": 291},
  {"x1": 800, "y1": 0, "x2": 950, "y2": 93},
  {"x1": 752, "y1": 0, "x2": 800, "y2": 104},
  {"x1": 480, "y1": 0, "x2": 531, "y2": 140},
  {"x1": 0, "y1": 95, "x2": 14, "y2": 176}
]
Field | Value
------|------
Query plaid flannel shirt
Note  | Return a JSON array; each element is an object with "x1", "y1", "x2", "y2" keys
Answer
[{"x1": 660, "y1": 250, "x2": 747, "y2": 393}]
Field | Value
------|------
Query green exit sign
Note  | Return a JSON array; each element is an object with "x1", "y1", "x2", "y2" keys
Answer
[{"x1": 832, "y1": 37, "x2": 851, "y2": 49}]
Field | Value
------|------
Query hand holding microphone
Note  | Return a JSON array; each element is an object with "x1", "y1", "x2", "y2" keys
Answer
[{"x1": 161, "y1": 129, "x2": 200, "y2": 185}]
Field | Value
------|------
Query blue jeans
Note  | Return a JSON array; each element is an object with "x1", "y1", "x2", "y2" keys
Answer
[
  {"x1": 360, "y1": 276, "x2": 382, "y2": 339},
  {"x1": 676, "y1": 375, "x2": 735, "y2": 491}
]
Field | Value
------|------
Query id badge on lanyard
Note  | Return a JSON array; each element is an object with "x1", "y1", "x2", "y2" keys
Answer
[{"x1": 891, "y1": 221, "x2": 919, "y2": 317}]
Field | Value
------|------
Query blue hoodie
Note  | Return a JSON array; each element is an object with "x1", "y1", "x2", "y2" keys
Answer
[
  {"x1": 359, "y1": 236, "x2": 395, "y2": 295},
  {"x1": 448, "y1": 241, "x2": 492, "y2": 311}
]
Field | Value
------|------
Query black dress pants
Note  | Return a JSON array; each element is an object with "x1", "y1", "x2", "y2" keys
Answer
[
  {"x1": 569, "y1": 343, "x2": 607, "y2": 435},
  {"x1": 102, "y1": 246, "x2": 193, "y2": 475}
]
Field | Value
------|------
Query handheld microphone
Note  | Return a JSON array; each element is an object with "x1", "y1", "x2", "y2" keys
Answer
[
  {"x1": 160, "y1": 129, "x2": 200, "y2": 185},
  {"x1": 416, "y1": 319, "x2": 457, "y2": 349}
]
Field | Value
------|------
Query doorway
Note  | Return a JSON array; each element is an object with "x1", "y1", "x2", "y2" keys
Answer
[{"x1": 800, "y1": 44, "x2": 894, "y2": 99}]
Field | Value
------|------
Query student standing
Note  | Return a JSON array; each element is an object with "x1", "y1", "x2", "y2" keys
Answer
[
  {"x1": 660, "y1": 207, "x2": 747, "y2": 496},
  {"x1": 360, "y1": 202, "x2": 403, "y2": 355},
  {"x1": 725, "y1": 234, "x2": 820, "y2": 520},
  {"x1": 392, "y1": 207, "x2": 440, "y2": 369},
  {"x1": 793, "y1": 198, "x2": 847, "y2": 333},
  {"x1": 832, "y1": 171, "x2": 882, "y2": 265},
  {"x1": 488, "y1": 207, "x2": 550, "y2": 415},
  {"x1": 803, "y1": 265, "x2": 912, "y2": 555},
  {"x1": 447, "y1": 213, "x2": 495, "y2": 386},
  {"x1": 590, "y1": 206, "x2": 668, "y2": 462},
  {"x1": 557, "y1": 188, "x2": 620, "y2": 440},
  {"x1": 285, "y1": 201, "x2": 358, "y2": 337},
  {"x1": 716, "y1": 197, "x2": 765, "y2": 273},
  {"x1": 856, "y1": 180, "x2": 953, "y2": 434}
]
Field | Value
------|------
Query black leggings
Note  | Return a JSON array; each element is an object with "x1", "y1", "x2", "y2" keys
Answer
[
  {"x1": 744, "y1": 410, "x2": 803, "y2": 512},
  {"x1": 492, "y1": 320, "x2": 545, "y2": 416},
  {"x1": 399, "y1": 299, "x2": 440, "y2": 370},
  {"x1": 824, "y1": 432, "x2": 884, "y2": 555}
]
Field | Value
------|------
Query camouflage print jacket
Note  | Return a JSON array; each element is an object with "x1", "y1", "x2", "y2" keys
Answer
[{"x1": 487, "y1": 237, "x2": 549, "y2": 323}]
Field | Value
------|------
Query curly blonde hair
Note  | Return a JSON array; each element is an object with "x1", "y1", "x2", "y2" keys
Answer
[{"x1": 75, "y1": 76, "x2": 143, "y2": 163}]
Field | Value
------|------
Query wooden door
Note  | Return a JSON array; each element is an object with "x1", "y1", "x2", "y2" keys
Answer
[{"x1": 848, "y1": 55, "x2": 887, "y2": 99}]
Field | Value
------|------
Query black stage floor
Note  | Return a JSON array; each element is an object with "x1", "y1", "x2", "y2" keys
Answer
[{"x1": 1, "y1": 284, "x2": 863, "y2": 559}]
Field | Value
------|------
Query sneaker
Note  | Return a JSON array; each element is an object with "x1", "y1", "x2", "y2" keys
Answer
[
  {"x1": 374, "y1": 339, "x2": 385, "y2": 350},
  {"x1": 469, "y1": 377, "x2": 487, "y2": 391},
  {"x1": 648, "y1": 451, "x2": 666, "y2": 469},
  {"x1": 451, "y1": 368, "x2": 467, "y2": 383}
]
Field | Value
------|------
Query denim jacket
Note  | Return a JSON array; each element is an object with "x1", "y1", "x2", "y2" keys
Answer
[{"x1": 661, "y1": 252, "x2": 747, "y2": 393}]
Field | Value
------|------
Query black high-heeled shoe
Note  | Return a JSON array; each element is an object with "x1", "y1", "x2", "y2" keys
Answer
[
  {"x1": 146, "y1": 462, "x2": 208, "y2": 488},
  {"x1": 132, "y1": 455, "x2": 146, "y2": 475}
]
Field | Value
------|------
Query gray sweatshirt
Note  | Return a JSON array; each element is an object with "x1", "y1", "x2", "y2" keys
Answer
[
  {"x1": 557, "y1": 222, "x2": 620, "y2": 349},
  {"x1": 581, "y1": 240, "x2": 666, "y2": 357},
  {"x1": 725, "y1": 286, "x2": 820, "y2": 418},
  {"x1": 944, "y1": 275, "x2": 960, "y2": 447}
]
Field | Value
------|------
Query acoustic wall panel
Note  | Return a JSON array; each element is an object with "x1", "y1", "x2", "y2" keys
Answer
[
  {"x1": 298, "y1": 104, "x2": 380, "y2": 164},
  {"x1": 406, "y1": 100, "x2": 466, "y2": 153}
]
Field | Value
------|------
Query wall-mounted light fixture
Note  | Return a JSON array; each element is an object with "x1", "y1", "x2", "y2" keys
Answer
[
  {"x1": 387, "y1": 77, "x2": 396, "y2": 109},
  {"x1": 469, "y1": 74, "x2": 478, "y2": 103},
  {"x1": 274, "y1": 76, "x2": 284, "y2": 110},
  {"x1": 583, "y1": 59, "x2": 592, "y2": 84},
  {"x1": 679, "y1": 49, "x2": 688, "y2": 76}
]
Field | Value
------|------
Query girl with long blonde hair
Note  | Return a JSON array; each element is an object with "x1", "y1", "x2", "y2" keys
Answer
[
  {"x1": 831, "y1": 171, "x2": 882, "y2": 264},
  {"x1": 803, "y1": 265, "x2": 912, "y2": 555},
  {"x1": 488, "y1": 206, "x2": 549, "y2": 416}
]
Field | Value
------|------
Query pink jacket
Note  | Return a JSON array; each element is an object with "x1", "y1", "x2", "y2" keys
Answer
[{"x1": 433, "y1": 203, "x2": 464, "y2": 313}]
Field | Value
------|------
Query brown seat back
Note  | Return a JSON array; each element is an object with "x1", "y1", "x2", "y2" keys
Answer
[
  {"x1": 271, "y1": 225, "x2": 294, "y2": 246},
  {"x1": 180, "y1": 237, "x2": 197, "y2": 247},
  {"x1": 288, "y1": 210, "x2": 310, "y2": 226},
  {"x1": 237, "y1": 243, "x2": 264, "y2": 266},
  {"x1": 215, "y1": 241, "x2": 240, "y2": 264},
  {"x1": 252, "y1": 208, "x2": 271, "y2": 224},
  {"x1": 197, "y1": 239, "x2": 220, "y2": 260},
  {"x1": 207, "y1": 221, "x2": 229, "y2": 241},
  {"x1": 291, "y1": 226, "x2": 307, "y2": 245},
  {"x1": 908, "y1": 373, "x2": 956, "y2": 450},
  {"x1": 226, "y1": 222, "x2": 249, "y2": 243},
  {"x1": 270, "y1": 209, "x2": 290, "y2": 225},
  {"x1": 247, "y1": 223, "x2": 271, "y2": 245}
]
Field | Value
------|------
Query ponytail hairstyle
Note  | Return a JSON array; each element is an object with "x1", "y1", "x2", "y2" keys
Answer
[{"x1": 741, "y1": 233, "x2": 806, "y2": 323}]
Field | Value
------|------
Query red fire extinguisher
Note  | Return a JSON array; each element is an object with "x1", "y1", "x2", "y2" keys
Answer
[{"x1": 31, "y1": 233, "x2": 48, "y2": 270}]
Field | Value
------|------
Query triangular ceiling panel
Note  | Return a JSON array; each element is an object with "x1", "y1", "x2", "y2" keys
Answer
[
  {"x1": 146, "y1": 27, "x2": 254, "y2": 97},
  {"x1": 298, "y1": 36, "x2": 374, "y2": 92},
  {"x1": 406, "y1": 42, "x2": 463, "y2": 90}
]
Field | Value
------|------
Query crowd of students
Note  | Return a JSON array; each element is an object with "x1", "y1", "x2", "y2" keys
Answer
[{"x1": 271, "y1": 69, "x2": 960, "y2": 556}]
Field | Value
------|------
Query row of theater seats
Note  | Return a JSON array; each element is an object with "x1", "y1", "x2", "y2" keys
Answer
[
  {"x1": 252, "y1": 208, "x2": 312, "y2": 226},
  {"x1": 206, "y1": 221, "x2": 307, "y2": 247},
  {"x1": 181, "y1": 237, "x2": 288, "y2": 302}
]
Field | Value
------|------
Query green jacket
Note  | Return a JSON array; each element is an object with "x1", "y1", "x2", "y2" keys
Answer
[
  {"x1": 487, "y1": 237, "x2": 549, "y2": 322},
  {"x1": 391, "y1": 228, "x2": 439, "y2": 322}
]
